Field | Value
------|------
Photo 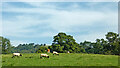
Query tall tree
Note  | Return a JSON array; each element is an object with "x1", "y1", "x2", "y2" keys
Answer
[
  {"x1": 36, "y1": 46, "x2": 48, "y2": 53},
  {"x1": 80, "y1": 41, "x2": 94, "y2": 54},
  {"x1": 50, "y1": 32, "x2": 80, "y2": 53},
  {"x1": 0, "y1": 36, "x2": 11, "y2": 54},
  {"x1": 105, "y1": 32, "x2": 119, "y2": 55}
]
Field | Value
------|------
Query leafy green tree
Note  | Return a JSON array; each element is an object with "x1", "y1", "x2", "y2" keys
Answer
[
  {"x1": 80, "y1": 41, "x2": 93, "y2": 53},
  {"x1": 117, "y1": 37, "x2": 120, "y2": 55},
  {"x1": 99, "y1": 39, "x2": 108, "y2": 54},
  {"x1": 36, "y1": 46, "x2": 48, "y2": 53},
  {"x1": 11, "y1": 43, "x2": 42, "y2": 53},
  {"x1": 93, "y1": 39, "x2": 102, "y2": 54},
  {"x1": 0, "y1": 36, "x2": 11, "y2": 54},
  {"x1": 105, "y1": 32, "x2": 119, "y2": 55},
  {"x1": 80, "y1": 32, "x2": 119, "y2": 55},
  {"x1": 50, "y1": 32, "x2": 80, "y2": 53}
]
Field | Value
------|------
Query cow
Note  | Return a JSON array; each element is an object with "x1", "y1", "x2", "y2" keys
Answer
[
  {"x1": 67, "y1": 51, "x2": 70, "y2": 53},
  {"x1": 40, "y1": 54, "x2": 49, "y2": 58},
  {"x1": 12, "y1": 53, "x2": 22, "y2": 58},
  {"x1": 53, "y1": 51, "x2": 59, "y2": 55}
]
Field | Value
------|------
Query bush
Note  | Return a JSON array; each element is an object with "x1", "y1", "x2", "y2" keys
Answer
[{"x1": 36, "y1": 46, "x2": 48, "y2": 53}]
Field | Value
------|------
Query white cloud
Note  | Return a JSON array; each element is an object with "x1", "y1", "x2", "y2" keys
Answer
[
  {"x1": 2, "y1": 2, "x2": 118, "y2": 45},
  {"x1": 74, "y1": 32, "x2": 107, "y2": 43},
  {"x1": 3, "y1": 7, "x2": 117, "y2": 29},
  {"x1": 26, "y1": 2, "x2": 57, "y2": 8},
  {"x1": 3, "y1": 9, "x2": 117, "y2": 36},
  {"x1": 11, "y1": 40, "x2": 28, "y2": 46}
]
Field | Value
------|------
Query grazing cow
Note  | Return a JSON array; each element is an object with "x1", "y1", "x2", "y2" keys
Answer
[
  {"x1": 40, "y1": 54, "x2": 49, "y2": 58},
  {"x1": 53, "y1": 51, "x2": 59, "y2": 55},
  {"x1": 67, "y1": 51, "x2": 70, "y2": 53},
  {"x1": 12, "y1": 53, "x2": 22, "y2": 58}
]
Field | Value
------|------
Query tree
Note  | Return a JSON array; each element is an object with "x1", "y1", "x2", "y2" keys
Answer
[
  {"x1": 117, "y1": 37, "x2": 120, "y2": 55},
  {"x1": 106, "y1": 32, "x2": 119, "y2": 43},
  {"x1": 36, "y1": 46, "x2": 48, "y2": 53},
  {"x1": 11, "y1": 43, "x2": 43, "y2": 53},
  {"x1": 105, "y1": 32, "x2": 119, "y2": 55},
  {"x1": 0, "y1": 36, "x2": 11, "y2": 54},
  {"x1": 50, "y1": 32, "x2": 80, "y2": 53},
  {"x1": 80, "y1": 41, "x2": 93, "y2": 53},
  {"x1": 92, "y1": 39, "x2": 105, "y2": 54}
]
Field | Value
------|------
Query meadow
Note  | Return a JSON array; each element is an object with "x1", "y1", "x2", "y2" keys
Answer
[{"x1": 2, "y1": 53, "x2": 119, "y2": 66}]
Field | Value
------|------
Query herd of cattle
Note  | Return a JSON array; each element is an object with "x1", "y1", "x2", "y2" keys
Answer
[{"x1": 12, "y1": 51, "x2": 61, "y2": 58}]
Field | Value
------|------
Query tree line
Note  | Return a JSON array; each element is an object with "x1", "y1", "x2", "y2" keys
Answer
[{"x1": 0, "y1": 32, "x2": 120, "y2": 55}]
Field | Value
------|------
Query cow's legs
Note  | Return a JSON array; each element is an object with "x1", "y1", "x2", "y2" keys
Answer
[
  {"x1": 40, "y1": 56, "x2": 42, "y2": 59},
  {"x1": 17, "y1": 56, "x2": 19, "y2": 58},
  {"x1": 12, "y1": 55, "x2": 15, "y2": 58}
]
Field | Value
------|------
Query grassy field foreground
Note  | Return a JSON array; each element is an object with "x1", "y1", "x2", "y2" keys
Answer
[{"x1": 2, "y1": 53, "x2": 119, "y2": 66}]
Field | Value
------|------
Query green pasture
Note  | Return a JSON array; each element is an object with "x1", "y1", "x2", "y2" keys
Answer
[{"x1": 2, "y1": 53, "x2": 119, "y2": 66}]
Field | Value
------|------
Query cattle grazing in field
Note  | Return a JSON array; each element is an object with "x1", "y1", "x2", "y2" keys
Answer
[
  {"x1": 12, "y1": 53, "x2": 22, "y2": 58},
  {"x1": 40, "y1": 54, "x2": 49, "y2": 58},
  {"x1": 53, "y1": 51, "x2": 59, "y2": 55}
]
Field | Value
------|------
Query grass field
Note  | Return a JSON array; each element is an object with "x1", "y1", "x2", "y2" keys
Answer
[{"x1": 2, "y1": 53, "x2": 119, "y2": 66}]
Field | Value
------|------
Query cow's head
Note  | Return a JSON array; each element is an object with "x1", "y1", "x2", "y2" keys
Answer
[
  {"x1": 47, "y1": 56, "x2": 49, "y2": 58},
  {"x1": 20, "y1": 54, "x2": 22, "y2": 56}
]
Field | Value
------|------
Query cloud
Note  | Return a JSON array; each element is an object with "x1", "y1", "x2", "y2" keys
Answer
[
  {"x1": 10, "y1": 40, "x2": 27, "y2": 46},
  {"x1": 2, "y1": 2, "x2": 118, "y2": 45},
  {"x1": 74, "y1": 31, "x2": 107, "y2": 43}
]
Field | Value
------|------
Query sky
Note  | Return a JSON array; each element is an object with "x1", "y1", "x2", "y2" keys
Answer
[{"x1": 2, "y1": 2, "x2": 118, "y2": 46}]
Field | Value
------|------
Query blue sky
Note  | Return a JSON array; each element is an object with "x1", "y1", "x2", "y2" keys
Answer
[{"x1": 2, "y1": 2, "x2": 118, "y2": 46}]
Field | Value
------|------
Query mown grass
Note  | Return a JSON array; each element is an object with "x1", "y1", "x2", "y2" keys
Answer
[{"x1": 2, "y1": 53, "x2": 119, "y2": 66}]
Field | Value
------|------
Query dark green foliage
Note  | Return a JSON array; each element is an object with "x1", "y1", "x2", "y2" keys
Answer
[
  {"x1": 36, "y1": 46, "x2": 48, "y2": 53},
  {"x1": 1, "y1": 32, "x2": 119, "y2": 55},
  {"x1": 50, "y1": 32, "x2": 81, "y2": 53},
  {"x1": 105, "y1": 32, "x2": 120, "y2": 55},
  {"x1": 0, "y1": 36, "x2": 12, "y2": 54},
  {"x1": 10, "y1": 43, "x2": 49, "y2": 53},
  {"x1": 10, "y1": 43, "x2": 42, "y2": 53},
  {"x1": 80, "y1": 32, "x2": 120, "y2": 55}
]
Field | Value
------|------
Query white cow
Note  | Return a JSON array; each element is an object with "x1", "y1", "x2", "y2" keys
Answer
[
  {"x1": 67, "y1": 51, "x2": 70, "y2": 53},
  {"x1": 53, "y1": 51, "x2": 59, "y2": 55},
  {"x1": 12, "y1": 53, "x2": 22, "y2": 58},
  {"x1": 40, "y1": 54, "x2": 49, "y2": 58}
]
